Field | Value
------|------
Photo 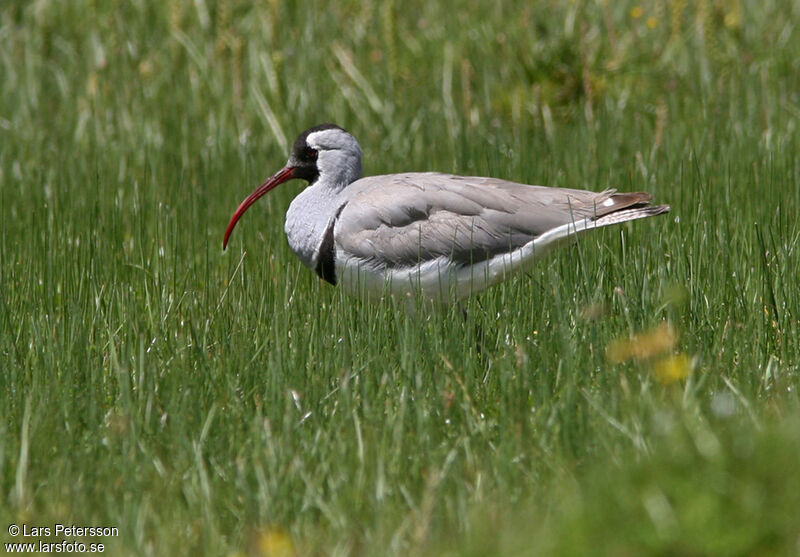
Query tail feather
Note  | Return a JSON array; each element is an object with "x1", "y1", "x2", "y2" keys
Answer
[
  {"x1": 467, "y1": 198, "x2": 670, "y2": 298},
  {"x1": 591, "y1": 191, "x2": 655, "y2": 216},
  {"x1": 530, "y1": 202, "x2": 670, "y2": 258},
  {"x1": 592, "y1": 204, "x2": 670, "y2": 227}
]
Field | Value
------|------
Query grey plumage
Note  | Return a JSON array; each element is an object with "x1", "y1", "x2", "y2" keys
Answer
[
  {"x1": 224, "y1": 125, "x2": 670, "y2": 301},
  {"x1": 336, "y1": 172, "x2": 667, "y2": 271}
]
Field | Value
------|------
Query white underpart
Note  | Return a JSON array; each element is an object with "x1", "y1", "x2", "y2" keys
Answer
[{"x1": 336, "y1": 207, "x2": 655, "y2": 302}]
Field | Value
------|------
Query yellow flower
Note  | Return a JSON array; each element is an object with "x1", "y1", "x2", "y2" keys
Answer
[
  {"x1": 606, "y1": 322, "x2": 678, "y2": 363},
  {"x1": 652, "y1": 354, "x2": 692, "y2": 385},
  {"x1": 646, "y1": 17, "x2": 658, "y2": 29},
  {"x1": 630, "y1": 6, "x2": 643, "y2": 19},
  {"x1": 255, "y1": 527, "x2": 296, "y2": 557}
]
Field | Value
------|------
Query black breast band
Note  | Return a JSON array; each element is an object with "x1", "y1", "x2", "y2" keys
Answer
[{"x1": 315, "y1": 203, "x2": 347, "y2": 285}]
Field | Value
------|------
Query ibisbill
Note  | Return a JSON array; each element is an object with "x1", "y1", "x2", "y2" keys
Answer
[{"x1": 223, "y1": 124, "x2": 669, "y2": 302}]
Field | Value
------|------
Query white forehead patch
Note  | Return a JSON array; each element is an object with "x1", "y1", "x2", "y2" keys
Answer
[
  {"x1": 306, "y1": 128, "x2": 361, "y2": 154},
  {"x1": 300, "y1": 126, "x2": 363, "y2": 184}
]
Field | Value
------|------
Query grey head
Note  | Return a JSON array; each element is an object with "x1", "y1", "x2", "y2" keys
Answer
[
  {"x1": 223, "y1": 123, "x2": 363, "y2": 249},
  {"x1": 286, "y1": 123, "x2": 363, "y2": 187}
]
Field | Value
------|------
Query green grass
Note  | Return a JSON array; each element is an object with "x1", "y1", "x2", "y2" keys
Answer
[{"x1": 1, "y1": 0, "x2": 800, "y2": 555}]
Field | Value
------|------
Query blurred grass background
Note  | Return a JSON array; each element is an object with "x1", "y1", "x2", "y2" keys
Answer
[{"x1": 1, "y1": 0, "x2": 799, "y2": 555}]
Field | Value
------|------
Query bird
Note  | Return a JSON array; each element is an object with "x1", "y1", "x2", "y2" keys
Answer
[{"x1": 223, "y1": 124, "x2": 669, "y2": 302}]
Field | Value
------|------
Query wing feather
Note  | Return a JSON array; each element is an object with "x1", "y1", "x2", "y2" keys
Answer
[{"x1": 335, "y1": 172, "x2": 651, "y2": 269}]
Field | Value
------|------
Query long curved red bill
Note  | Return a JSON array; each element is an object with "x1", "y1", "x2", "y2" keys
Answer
[{"x1": 223, "y1": 166, "x2": 296, "y2": 250}]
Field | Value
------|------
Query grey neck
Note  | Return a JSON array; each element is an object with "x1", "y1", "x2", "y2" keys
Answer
[
  {"x1": 317, "y1": 147, "x2": 362, "y2": 189},
  {"x1": 283, "y1": 154, "x2": 362, "y2": 271}
]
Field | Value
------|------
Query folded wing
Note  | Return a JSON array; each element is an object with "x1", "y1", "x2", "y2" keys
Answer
[{"x1": 335, "y1": 172, "x2": 657, "y2": 269}]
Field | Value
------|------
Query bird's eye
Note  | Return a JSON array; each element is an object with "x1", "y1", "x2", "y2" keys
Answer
[{"x1": 304, "y1": 147, "x2": 318, "y2": 160}]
